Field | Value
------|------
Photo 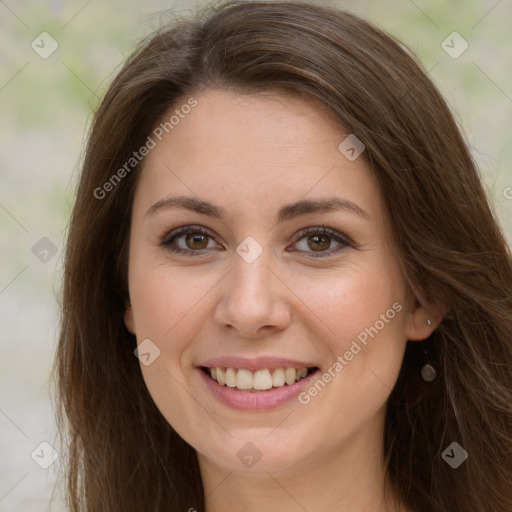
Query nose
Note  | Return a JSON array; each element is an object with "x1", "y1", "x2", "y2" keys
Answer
[{"x1": 213, "y1": 252, "x2": 292, "y2": 338}]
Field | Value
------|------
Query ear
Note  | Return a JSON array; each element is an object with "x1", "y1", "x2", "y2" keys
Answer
[
  {"x1": 404, "y1": 288, "x2": 444, "y2": 341},
  {"x1": 124, "y1": 302, "x2": 136, "y2": 335}
]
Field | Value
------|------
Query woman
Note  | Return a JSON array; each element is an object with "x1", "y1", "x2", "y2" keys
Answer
[{"x1": 56, "y1": 1, "x2": 512, "y2": 511}]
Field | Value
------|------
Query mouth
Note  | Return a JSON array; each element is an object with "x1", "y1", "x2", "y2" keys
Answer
[{"x1": 200, "y1": 365, "x2": 319, "y2": 392}]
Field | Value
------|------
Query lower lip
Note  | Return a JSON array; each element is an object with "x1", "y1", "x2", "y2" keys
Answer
[{"x1": 198, "y1": 368, "x2": 320, "y2": 411}]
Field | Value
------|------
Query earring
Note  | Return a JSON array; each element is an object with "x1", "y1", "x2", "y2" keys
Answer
[{"x1": 420, "y1": 319, "x2": 437, "y2": 382}]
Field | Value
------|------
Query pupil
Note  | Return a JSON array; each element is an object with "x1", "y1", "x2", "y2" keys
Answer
[
  {"x1": 186, "y1": 233, "x2": 208, "y2": 249},
  {"x1": 183, "y1": 233, "x2": 332, "y2": 251},
  {"x1": 308, "y1": 235, "x2": 330, "y2": 251}
]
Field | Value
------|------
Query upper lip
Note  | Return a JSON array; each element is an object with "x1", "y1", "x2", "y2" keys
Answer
[{"x1": 198, "y1": 356, "x2": 319, "y2": 371}]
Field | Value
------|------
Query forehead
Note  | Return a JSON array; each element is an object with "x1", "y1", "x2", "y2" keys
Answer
[{"x1": 133, "y1": 89, "x2": 383, "y2": 224}]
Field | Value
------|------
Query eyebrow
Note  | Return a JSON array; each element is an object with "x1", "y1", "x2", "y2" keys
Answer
[{"x1": 145, "y1": 195, "x2": 369, "y2": 222}]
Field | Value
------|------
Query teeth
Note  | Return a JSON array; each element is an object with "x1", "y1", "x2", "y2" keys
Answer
[
  {"x1": 206, "y1": 366, "x2": 313, "y2": 391},
  {"x1": 272, "y1": 368, "x2": 285, "y2": 387},
  {"x1": 285, "y1": 368, "x2": 296, "y2": 385},
  {"x1": 225, "y1": 368, "x2": 237, "y2": 387},
  {"x1": 253, "y1": 369, "x2": 273, "y2": 390},
  {"x1": 236, "y1": 369, "x2": 253, "y2": 390},
  {"x1": 217, "y1": 367, "x2": 226, "y2": 385}
]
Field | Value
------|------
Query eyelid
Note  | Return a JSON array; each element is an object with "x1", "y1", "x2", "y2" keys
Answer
[
  {"x1": 160, "y1": 224, "x2": 218, "y2": 244},
  {"x1": 159, "y1": 224, "x2": 223, "y2": 256},
  {"x1": 160, "y1": 224, "x2": 353, "y2": 256},
  {"x1": 291, "y1": 225, "x2": 353, "y2": 247},
  {"x1": 286, "y1": 226, "x2": 353, "y2": 257}
]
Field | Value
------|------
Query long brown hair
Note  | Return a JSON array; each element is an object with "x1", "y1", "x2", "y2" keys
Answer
[{"x1": 56, "y1": 1, "x2": 512, "y2": 510}]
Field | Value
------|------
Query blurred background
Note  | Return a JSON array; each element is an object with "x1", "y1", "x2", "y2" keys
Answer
[{"x1": 1, "y1": 0, "x2": 511, "y2": 510}]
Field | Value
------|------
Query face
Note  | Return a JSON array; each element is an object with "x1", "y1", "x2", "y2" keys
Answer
[{"x1": 124, "y1": 89, "x2": 432, "y2": 477}]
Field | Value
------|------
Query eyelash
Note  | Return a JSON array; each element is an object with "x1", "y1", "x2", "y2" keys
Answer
[{"x1": 159, "y1": 224, "x2": 352, "y2": 258}]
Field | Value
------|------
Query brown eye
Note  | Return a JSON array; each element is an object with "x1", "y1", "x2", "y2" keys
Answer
[
  {"x1": 161, "y1": 225, "x2": 221, "y2": 255},
  {"x1": 185, "y1": 233, "x2": 209, "y2": 250},
  {"x1": 307, "y1": 234, "x2": 332, "y2": 251},
  {"x1": 290, "y1": 227, "x2": 351, "y2": 257}
]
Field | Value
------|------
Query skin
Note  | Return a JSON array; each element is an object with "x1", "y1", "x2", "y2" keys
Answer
[{"x1": 124, "y1": 89, "x2": 441, "y2": 512}]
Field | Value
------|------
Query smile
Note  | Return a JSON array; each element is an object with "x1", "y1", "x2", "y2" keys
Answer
[
  {"x1": 198, "y1": 363, "x2": 321, "y2": 411},
  {"x1": 202, "y1": 366, "x2": 317, "y2": 391}
]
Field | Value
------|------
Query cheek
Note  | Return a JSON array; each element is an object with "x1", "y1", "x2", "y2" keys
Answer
[
  {"x1": 289, "y1": 258, "x2": 405, "y2": 346},
  {"x1": 129, "y1": 262, "x2": 220, "y2": 437},
  {"x1": 285, "y1": 271, "x2": 406, "y2": 448},
  {"x1": 287, "y1": 258, "x2": 407, "y2": 398},
  {"x1": 129, "y1": 259, "x2": 219, "y2": 343}
]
